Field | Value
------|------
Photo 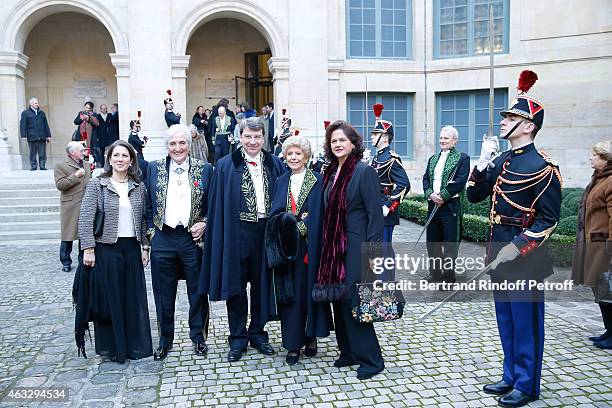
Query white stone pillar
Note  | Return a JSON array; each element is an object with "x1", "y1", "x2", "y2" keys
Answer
[
  {"x1": 171, "y1": 55, "x2": 190, "y2": 118},
  {"x1": 110, "y1": 53, "x2": 131, "y2": 140},
  {"x1": 0, "y1": 51, "x2": 28, "y2": 169}
]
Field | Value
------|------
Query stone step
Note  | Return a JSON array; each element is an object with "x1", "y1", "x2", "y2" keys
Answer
[
  {"x1": 0, "y1": 230, "x2": 60, "y2": 241},
  {"x1": 0, "y1": 184, "x2": 57, "y2": 191},
  {"x1": 0, "y1": 220, "x2": 60, "y2": 233},
  {"x1": 0, "y1": 196, "x2": 59, "y2": 206},
  {"x1": 0, "y1": 189, "x2": 59, "y2": 198},
  {"x1": 0, "y1": 204, "x2": 59, "y2": 215},
  {"x1": 0, "y1": 212, "x2": 60, "y2": 223}
]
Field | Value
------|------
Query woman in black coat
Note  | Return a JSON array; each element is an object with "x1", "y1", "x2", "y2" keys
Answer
[
  {"x1": 313, "y1": 120, "x2": 385, "y2": 380},
  {"x1": 266, "y1": 135, "x2": 332, "y2": 365}
]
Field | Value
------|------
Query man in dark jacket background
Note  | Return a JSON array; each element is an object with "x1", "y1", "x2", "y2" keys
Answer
[
  {"x1": 20, "y1": 97, "x2": 52, "y2": 170},
  {"x1": 108, "y1": 103, "x2": 120, "y2": 145}
]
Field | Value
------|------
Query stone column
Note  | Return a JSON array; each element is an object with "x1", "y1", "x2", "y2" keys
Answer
[
  {"x1": 171, "y1": 55, "x2": 190, "y2": 119},
  {"x1": 0, "y1": 51, "x2": 28, "y2": 169},
  {"x1": 110, "y1": 53, "x2": 131, "y2": 140}
]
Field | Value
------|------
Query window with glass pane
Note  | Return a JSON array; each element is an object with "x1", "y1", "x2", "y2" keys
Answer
[
  {"x1": 347, "y1": 0, "x2": 412, "y2": 58},
  {"x1": 435, "y1": 89, "x2": 508, "y2": 157},
  {"x1": 347, "y1": 93, "x2": 414, "y2": 159},
  {"x1": 435, "y1": 0, "x2": 508, "y2": 58}
]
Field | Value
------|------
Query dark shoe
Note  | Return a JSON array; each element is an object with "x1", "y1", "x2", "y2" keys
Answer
[
  {"x1": 304, "y1": 338, "x2": 317, "y2": 357},
  {"x1": 40, "y1": 167, "x2": 47, "y2": 171},
  {"x1": 356, "y1": 367, "x2": 384, "y2": 380},
  {"x1": 286, "y1": 351, "x2": 300, "y2": 365},
  {"x1": 30, "y1": 168, "x2": 37, "y2": 171},
  {"x1": 153, "y1": 346, "x2": 171, "y2": 361},
  {"x1": 253, "y1": 342, "x2": 275, "y2": 356},
  {"x1": 333, "y1": 356, "x2": 356, "y2": 368},
  {"x1": 62, "y1": 265, "x2": 72, "y2": 272},
  {"x1": 194, "y1": 341, "x2": 208, "y2": 356},
  {"x1": 498, "y1": 389, "x2": 537, "y2": 407},
  {"x1": 227, "y1": 347, "x2": 247, "y2": 362},
  {"x1": 594, "y1": 336, "x2": 612, "y2": 349},
  {"x1": 589, "y1": 330, "x2": 611, "y2": 342},
  {"x1": 483, "y1": 380, "x2": 513, "y2": 395}
]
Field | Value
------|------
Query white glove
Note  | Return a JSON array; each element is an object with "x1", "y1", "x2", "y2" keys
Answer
[
  {"x1": 476, "y1": 137, "x2": 499, "y2": 171},
  {"x1": 382, "y1": 205, "x2": 390, "y2": 217},
  {"x1": 490, "y1": 243, "x2": 520, "y2": 270}
]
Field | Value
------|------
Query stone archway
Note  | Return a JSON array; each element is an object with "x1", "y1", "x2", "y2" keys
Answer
[{"x1": 0, "y1": 0, "x2": 127, "y2": 169}]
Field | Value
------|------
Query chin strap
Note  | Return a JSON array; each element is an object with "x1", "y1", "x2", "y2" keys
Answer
[
  {"x1": 374, "y1": 133, "x2": 383, "y2": 148},
  {"x1": 502, "y1": 120, "x2": 523, "y2": 140}
]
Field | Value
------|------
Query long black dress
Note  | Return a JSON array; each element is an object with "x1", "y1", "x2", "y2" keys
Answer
[{"x1": 266, "y1": 168, "x2": 332, "y2": 351}]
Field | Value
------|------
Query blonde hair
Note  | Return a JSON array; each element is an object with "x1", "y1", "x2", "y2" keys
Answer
[
  {"x1": 592, "y1": 141, "x2": 612, "y2": 162},
  {"x1": 282, "y1": 135, "x2": 312, "y2": 162}
]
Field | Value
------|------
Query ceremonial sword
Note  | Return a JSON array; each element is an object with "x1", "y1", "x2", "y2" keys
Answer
[{"x1": 417, "y1": 262, "x2": 494, "y2": 322}]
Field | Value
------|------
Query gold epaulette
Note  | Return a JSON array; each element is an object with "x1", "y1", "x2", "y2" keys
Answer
[{"x1": 537, "y1": 149, "x2": 563, "y2": 188}]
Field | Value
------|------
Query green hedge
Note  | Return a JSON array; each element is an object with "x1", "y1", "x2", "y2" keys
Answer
[{"x1": 556, "y1": 216, "x2": 578, "y2": 236}]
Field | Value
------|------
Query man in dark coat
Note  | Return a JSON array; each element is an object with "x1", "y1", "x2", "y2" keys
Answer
[
  {"x1": 422, "y1": 125, "x2": 470, "y2": 284},
  {"x1": 267, "y1": 102, "x2": 275, "y2": 153},
  {"x1": 145, "y1": 124, "x2": 212, "y2": 361},
  {"x1": 200, "y1": 116, "x2": 285, "y2": 363},
  {"x1": 164, "y1": 91, "x2": 181, "y2": 127},
  {"x1": 94, "y1": 104, "x2": 111, "y2": 166},
  {"x1": 467, "y1": 71, "x2": 562, "y2": 407},
  {"x1": 20, "y1": 97, "x2": 51, "y2": 170},
  {"x1": 108, "y1": 104, "x2": 120, "y2": 145}
]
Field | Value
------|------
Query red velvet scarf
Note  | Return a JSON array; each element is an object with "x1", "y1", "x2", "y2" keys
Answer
[{"x1": 313, "y1": 154, "x2": 359, "y2": 302}]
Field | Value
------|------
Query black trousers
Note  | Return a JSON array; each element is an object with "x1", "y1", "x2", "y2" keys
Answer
[
  {"x1": 426, "y1": 201, "x2": 460, "y2": 281},
  {"x1": 60, "y1": 241, "x2": 73, "y2": 267},
  {"x1": 28, "y1": 140, "x2": 47, "y2": 169},
  {"x1": 214, "y1": 136, "x2": 230, "y2": 165},
  {"x1": 227, "y1": 219, "x2": 268, "y2": 349},
  {"x1": 151, "y1": 225, "x2": 208, "y2": 348},
  {"x1": 333, "y1": 298, "x2": 384, "y2": 375},
  {"x1": 600, "y1": 303, "x2": 612, "y2": 330}
]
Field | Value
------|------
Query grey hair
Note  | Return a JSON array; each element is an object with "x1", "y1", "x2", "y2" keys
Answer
[
  {"x1": 65, "y1": 141, "x2": 83, "y2": 155},
  {"x1": 188, "y1": 124, "x2": 197, "y2": 134},
  {"x1": 29, "y1": 97, "x2": 38, "y2": 104},
  {"x1": 236, "y1": 112, "x2": 246, "y2": 121},
  {"x1": 440, "y1": 125, "x2": 459, "y2": 140},
  {"x1": 239, "y1": 116, "x2": 266, "y2": 136},
  {"x1": 165, "y1": 124, "x2": 192, "y2": 147},
  {"x1": 282, "y1": 135, "x2": 312, "y2": 162}
]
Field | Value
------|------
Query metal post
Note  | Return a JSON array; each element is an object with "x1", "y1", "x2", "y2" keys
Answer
[{"x1": 488, "y1": 2, "x2": 495, "y2": 137}]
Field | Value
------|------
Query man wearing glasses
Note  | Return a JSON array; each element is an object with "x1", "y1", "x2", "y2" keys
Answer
[{"x1": 200, "y1": 116, "x2": 285, "y2": 362}]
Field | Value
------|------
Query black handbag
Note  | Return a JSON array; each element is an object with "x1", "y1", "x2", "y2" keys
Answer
[
  {"x1": 93, "y1": 183, "x2": 105, "y2": 238},
  {"x1": 72, "y1": 128, "x2": 82, "y2": 142}
]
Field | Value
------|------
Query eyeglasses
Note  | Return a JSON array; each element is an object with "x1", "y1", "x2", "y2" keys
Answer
[{"x1": 242, "y1": 135, "x2": 263, "y2": 142}]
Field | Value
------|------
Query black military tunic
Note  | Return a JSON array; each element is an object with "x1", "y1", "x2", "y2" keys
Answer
[{"x1": 370, "y1": 146, "x2": 410, "y2": 226}]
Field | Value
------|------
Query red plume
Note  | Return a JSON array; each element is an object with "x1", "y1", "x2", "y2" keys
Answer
[
  {"x1": 166, "y1": 89, "x2": 172, "y2": 96},
  {"x1": 137, "y1": 110, "x2": 141, "y2": 118},
  {"x1": 282, "y1": 108, "x2": 287, "y2": 115},
  {"x1": 294, "y1": 130, "x2": 300, "y2": 136},
  {"x1": 373, "y1": 103, "x2": 384, "y2": 118},
  {"x1": 82, "y1": 131, "x2": 88, "y2": 141},
  {"x1": 518, "y1": 70, "x2": 538, "y2": 94},
  {"x1": 323, "y1": 120, "x2": 330, "y2": 129}
]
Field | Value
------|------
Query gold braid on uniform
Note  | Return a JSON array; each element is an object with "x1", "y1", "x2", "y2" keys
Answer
[{"x1": 490, "y1": 156, "x2": 563, "y2": 223}]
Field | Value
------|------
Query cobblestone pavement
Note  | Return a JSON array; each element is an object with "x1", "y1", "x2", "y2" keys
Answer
[{"x1": 0, "y1": 221, "x2": 611, "y2": 407}]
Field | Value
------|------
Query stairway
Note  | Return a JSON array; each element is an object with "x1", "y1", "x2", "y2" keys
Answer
[{"x1": 0, "y1": 170, "x2": 61, "y2": 242}]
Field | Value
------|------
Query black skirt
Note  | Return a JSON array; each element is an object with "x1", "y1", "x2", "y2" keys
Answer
[{"x1": 93, "y1": 238, "x2": 153, "y2": 362}]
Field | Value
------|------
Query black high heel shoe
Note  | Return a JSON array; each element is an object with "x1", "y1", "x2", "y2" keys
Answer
[
  {"x1": 286, "y1": 351, "x2": 300, "y2": 365},
  {"x1": 304, "y1": 338, "x2": 317, "y2": 357}
]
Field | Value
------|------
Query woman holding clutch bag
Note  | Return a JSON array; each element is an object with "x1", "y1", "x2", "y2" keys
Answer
[
  {"x1": 572, "y1": 141, "x2": 612, "y2": 349},
  {"x1": 78, "y1": 140, "x2": 152, "y2": 362},
  {"x1": 313, "y1": 120, "x2": 385, "y2": 379}
]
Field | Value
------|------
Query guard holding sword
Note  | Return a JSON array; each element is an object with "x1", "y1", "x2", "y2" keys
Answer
[
  {"x1": 466, "y1": 71, "x2": 562, "y2": 407},
  {"x1": 422, "y1": 125, "x2": 470, "y2": 284}
]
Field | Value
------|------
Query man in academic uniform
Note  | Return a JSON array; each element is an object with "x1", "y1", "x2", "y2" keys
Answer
[
  {"x1": 368, "y1": 103, "x2": 410, "y2": 242},
  {"x1": 467, "y1": 71, "x2": 562, "y2": 407},
  {"x1": 200, "y1": 116, "x2": 285, "y2": 362},
  {"x1": 422, "y1": 125, "x2": 470, "y2": 284},
  {"x1": 145, "y1": 124, "x2": 213, "y2": 361}
]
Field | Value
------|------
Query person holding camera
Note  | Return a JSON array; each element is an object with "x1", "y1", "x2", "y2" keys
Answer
[{"x1": 73, "y1": 101, "x2": 100, "y2": 160}]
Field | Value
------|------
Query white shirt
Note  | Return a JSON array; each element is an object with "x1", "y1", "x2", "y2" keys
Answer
[
  {"x1": 217, "y1": 116, "x2": 229, "y2": 133},
  {"x1": 111, "y1": 179, "x2": 136, "y2": 237},
  {"x1": 433, "y1": 150, "x2": 449, "y2": 194},
  {"x1": 100, "y1": 112, "x2": 108, "y2": 121},
  {"x1": 290, "y1": 170, "x2": 306, "y2": 209},
  {"x1": 164, "y1": 160, "x2": 192, "y2": 228},
  {"x1": 245, "y1": 152, "x2": 266, "y2": 217}
]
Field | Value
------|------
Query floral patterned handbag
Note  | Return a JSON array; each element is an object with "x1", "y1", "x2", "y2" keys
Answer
[{"x1": 351, "y1": 283, "x2": 405, "y2": 323}]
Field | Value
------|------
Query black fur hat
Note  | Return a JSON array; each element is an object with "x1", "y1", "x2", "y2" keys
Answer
[{"x1": 265, "y1": 212, "x2": 300, "y2": 269}]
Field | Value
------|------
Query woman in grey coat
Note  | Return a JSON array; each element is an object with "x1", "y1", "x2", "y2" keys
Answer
[{"x1": 78, "y1": 139, "x2": 152, "y2": 363}]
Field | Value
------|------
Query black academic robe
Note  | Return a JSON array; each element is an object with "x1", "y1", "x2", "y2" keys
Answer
[
  {"x1": 262, "y1": 169, "x2": 332, "y2": 344},
  {"x1": 199, "y1": 148, "x2": 286, "y2": 301}
]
